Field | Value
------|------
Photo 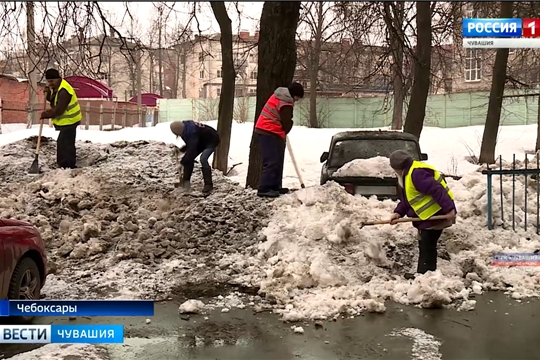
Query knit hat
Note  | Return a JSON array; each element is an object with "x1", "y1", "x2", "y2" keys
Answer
[
  {"x1": 288, "y1": 82, "x2": 304, "y2": 99},
  {"x1": 170, "y1": 121, "x2": 185, "y2": 137},
  {"x1": 44, "y1": 68, "x2": 61, "y2": 80},
  {"x1": 389, "y1": 150, "x2": 413, "y2": 170}
]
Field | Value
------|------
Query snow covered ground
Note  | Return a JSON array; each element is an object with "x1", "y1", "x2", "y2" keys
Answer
[
  {"x1": 1, "y1": 121, "x2": 540, "y2": 358},
  {"x1": 2, "y1": 121, "x2": 537, "y2": 188}
]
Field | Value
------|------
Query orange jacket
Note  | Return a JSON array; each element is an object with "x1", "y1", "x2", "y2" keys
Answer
[{"x1": 255, "y1": 87, "x2": 294, "y2": 139}]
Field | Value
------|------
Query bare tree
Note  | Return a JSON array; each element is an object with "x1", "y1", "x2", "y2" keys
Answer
[
  {"x1": 383, "y1": 2, "x2": 405, "y2": 130},
  {"x1": 210, "y1": 2, "x2": 236, "y2": 173},
  {"x1": 246, "y1": 2, "x2": 301, "y2": 189},
  {"x1": 402, "y1": 2, "x2": 432, "y2": 139},
  {"x1": 479, "y1": 1, "x2": 513, "y2": 164},
  {"x1": 296, "y1": 2, "x2": 345, "y2": 128}
]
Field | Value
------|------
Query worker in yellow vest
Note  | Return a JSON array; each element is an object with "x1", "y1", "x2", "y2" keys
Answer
[
  {"x1": 40, "y1": 69, "x2": 82, "y2": 169},
  {"x1": 388, "y1": 150, "x2": 457, "y2": 280}
]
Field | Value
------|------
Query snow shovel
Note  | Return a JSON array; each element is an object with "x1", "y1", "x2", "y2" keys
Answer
[
  {"x1": 29, "y1": 97, "x2": 47, "y2": 175},
  {"x1": 285, "y1": 136, "x2": 305, "y2": 189},
  {"x1": 359, "y1": 215, "x2": 449, "y2": 229}
]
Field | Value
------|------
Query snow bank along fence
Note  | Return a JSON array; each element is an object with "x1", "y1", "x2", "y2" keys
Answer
[
  {"x1": 72, "y1": 100, "x2": 158, "y2": 130},
  {"x1": 483, "y1": 155, "x2": 540, "y2": 232},
  {"x1": 158, "y1": 90, "x2": 540, "y2": 129}
]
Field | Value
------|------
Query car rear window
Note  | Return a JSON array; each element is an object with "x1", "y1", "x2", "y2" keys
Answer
[{"x1": 328, "y1": 139, "x2": 420, "y2": 168}]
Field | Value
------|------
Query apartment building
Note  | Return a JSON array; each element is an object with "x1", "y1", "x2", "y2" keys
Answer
[{"x1": 183, "y1": 31, "x2": 259, "y2": 99}]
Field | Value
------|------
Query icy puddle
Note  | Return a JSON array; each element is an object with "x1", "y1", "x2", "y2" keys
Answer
[{"x1": 4, "y1": 292, "x2": 539, "y2": 360}]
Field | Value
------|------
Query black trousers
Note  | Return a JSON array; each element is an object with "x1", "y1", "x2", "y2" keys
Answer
[
  {"x1": 258, "y1": 133, "x2": 285, "y2": 193},
  {"x1": 417, "y1": 229, "x2": 443, "y2": 274},
  {"x1": 56, "y1": 123, "x2": 78, "y2": 169}
]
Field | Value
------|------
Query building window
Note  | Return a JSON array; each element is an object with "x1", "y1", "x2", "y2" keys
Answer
[
  {"x1": 199, "y1": 69, "x2": 205, "y2": 79},
  {"x1": 464, "y1": 49, "x2": 481, "y2": 82},
  {"x1": 217, "y1": 70, "x2": 222, "y2": 78},
  {"x1": 97, "y1": 72, "x2": 108, "y2": 80},
  {"x1": 250, "y1": 71, "x2": 257, "y2": 80},
  {"x1": 235, "y1": 88, "x2": 244, "y2": 97},
  {"x1": 217, "y1": 88, "x2": 221, "y2": 96},
  {"x1": 248, "y1": 88, "x2": 256, "y2": 95}
]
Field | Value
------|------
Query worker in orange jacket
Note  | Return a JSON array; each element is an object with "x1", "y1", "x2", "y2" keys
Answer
[{"x1": 254, "y1": 82, "x2": 304, "y2": 198}]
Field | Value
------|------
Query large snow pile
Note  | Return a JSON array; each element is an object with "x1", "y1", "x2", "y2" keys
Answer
[
  {"x1": 3, "y1": 136, "x2": 540, "y2": 323},
  {"x1": 6, "y1": 344, "x2": 109, "y2": 359},
  {"x1": 0, "y1": 137, "x2": 271, "y2": 300},
  {"x1": 220, "y1": 157, "x2": 540, "y2": 321},
  {"x1": 333, "y1": 156, "x2": 397, "y2": 178}
]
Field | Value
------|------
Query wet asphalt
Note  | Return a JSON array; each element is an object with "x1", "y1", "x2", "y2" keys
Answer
[{"x1": 1, "y1": 291, "x2": 539, "y2": 360}]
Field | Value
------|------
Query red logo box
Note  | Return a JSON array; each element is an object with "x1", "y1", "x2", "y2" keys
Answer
[{"x1": 523, "y1": 19, "x2": 540, "y2": 38}]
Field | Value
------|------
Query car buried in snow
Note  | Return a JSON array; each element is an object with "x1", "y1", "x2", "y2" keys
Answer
[
  {"x1": 0, "y1": 218, "x2": 47, "y2": 321},
  {"x1": 319, "y1": 130, "x2": 428, "y2": 200}
]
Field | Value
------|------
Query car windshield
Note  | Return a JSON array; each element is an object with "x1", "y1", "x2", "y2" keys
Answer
[{"x1": 328, "y1": 139, "x2": 420, "y2": 168}]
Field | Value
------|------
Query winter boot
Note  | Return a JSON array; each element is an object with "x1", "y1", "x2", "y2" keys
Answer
[
  {"x1": 257, "y1": 190, "x2": 280, "y2": 198},
  {"x1": 202, "y1": 167, "x2": 213, "y2": 194},
  {"x1": 278, "y1": 187, "x2": 290, "y2": 194},
  {"x1": 181, "y1": 180, "x2": 191, "y2": 193}
]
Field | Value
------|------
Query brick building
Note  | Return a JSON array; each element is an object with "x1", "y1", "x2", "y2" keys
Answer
[{"x1": 0, "y1": 74, "x2": 46, "y2": 125}]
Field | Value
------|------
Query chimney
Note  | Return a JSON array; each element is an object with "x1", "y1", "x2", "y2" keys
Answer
[
  {"x1": 254, "y1": 31, "x2": 260, "y2": 41},
  {"x1": 342, "y1": 38, "x2": 351, "y2": 47},
  {"x1": 239, "y1": 30, "x2": 250, "y2": 40}
]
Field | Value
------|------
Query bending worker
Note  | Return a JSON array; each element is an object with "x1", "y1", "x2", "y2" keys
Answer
[
  {"x1": 170, "y1": 120, "x2": 220, "y2": 194},
  {"x1": 388, "y1": 150, "x2": 457, "y2": 280},
  {"x1": 254, "y1": 82, "x2": 304, "y2": 198},
  {"x1": 40, "y1": 68, "x2": 82, "y2": 169}
]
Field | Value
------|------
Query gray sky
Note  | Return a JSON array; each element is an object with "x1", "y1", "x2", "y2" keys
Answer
[{"x1": 1, "y1": 2, "x2": 264, "y2": 51}]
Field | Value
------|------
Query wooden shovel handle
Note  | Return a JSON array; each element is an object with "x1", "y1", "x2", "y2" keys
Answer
[
  {"x1": 363, "y1": 215, "x2": 449, "y2": 226},
  {"x1": 35, "y1": 95, "x2": 47, "y2": 154}
]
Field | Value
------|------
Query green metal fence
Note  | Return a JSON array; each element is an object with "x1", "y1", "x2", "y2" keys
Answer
[{"x1": 158, "y1": 90, "x2": 540, "y2": 128}]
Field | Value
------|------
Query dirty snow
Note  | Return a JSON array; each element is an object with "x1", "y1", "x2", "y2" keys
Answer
[
  {"x1": 334, "y1": 156, "x2": 397, "y2": 178},
  {"x1": 2, "y1": 122, "x2": 540, "y2": 328},
  {"x1": 0, "y1": 136, "x2": 270, "y2": 302},
  {"x1": 5, "y1": 344, "x2": 109, "y2": 359},
  {"x1": 179, "y1": 299, "x2": 206, "y2": 314},
  {"x1": 390, "y1": 328, "x2": 442, "y2": 360}
]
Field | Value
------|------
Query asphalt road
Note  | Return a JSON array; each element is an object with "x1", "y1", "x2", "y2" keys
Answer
[{"x1": 2, "y1": 291, "x2": 539, "y2": 360}]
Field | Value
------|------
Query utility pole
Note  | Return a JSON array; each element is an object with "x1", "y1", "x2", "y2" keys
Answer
[
  {"x1": 136, "y1": 41, "x2": 143, "y2": 127},
  {"x1": 26, "y1": 2, "x2": 38, "y2": 129}
]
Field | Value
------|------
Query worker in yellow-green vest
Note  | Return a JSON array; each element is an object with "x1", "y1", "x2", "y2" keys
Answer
[
  {"x1": 388, "y1": 150, "x2": 457, "y2": 280},
  {"x1": 40, "y1": 69, "x2": 82, "y2": 169}
]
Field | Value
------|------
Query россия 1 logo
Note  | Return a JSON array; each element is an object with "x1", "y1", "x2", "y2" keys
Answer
[{"x1": 462, "y1": 18, "x2": 522, "y2": 37}]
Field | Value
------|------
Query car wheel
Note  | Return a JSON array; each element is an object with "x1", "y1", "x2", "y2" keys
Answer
[{"x1": 8, "y1": 257, "x2": 42, "y2": 323}]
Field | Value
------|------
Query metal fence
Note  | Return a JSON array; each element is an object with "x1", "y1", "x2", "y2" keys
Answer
[
  {"x1": 483, "y1": 154, "x2": 540, "y2": 233},
  {"x1": 158, "y1": 90, "x2": 540, "y2": 129}
]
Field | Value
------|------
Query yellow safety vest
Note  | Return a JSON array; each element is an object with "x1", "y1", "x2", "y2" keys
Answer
[
  {"x1": 404, "y1": 161, "x2": 455, "y2": 220},
  {"x1": 52, "y1": 79, "x2": 82, "y2": 126}
]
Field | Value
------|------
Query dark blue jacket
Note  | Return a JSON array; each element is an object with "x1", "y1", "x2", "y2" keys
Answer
[{"x1": 180, "y1": 121, "x2": 220, "y2": 165}]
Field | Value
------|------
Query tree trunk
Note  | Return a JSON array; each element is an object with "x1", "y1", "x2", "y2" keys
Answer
[
  {"x1": 245, "y1": 2, "x2": 301, "y2": 189},
  {"x1": 478, "y1": 2, "x2": 513, "y2": 164},
  {"x1": 181, "y1": 49, "x2": 187, "y2": 98},
  {"x1": 536, "y1": 93, "x2": 540, "y2": 152},
  {"x1": 384, "y1": 2, "x2": 404, "y2": 130},
  {"x1": 173, "y1": 49, "x2": 180, "y2": 98},
  {"x1": 158, "y1": 7, "x2": 164, "y2": 97},
  {"x1": 210, "y1": 2, "x2": 235, "y2": 173},
  {"x1": 308, "y1": 2, "x2": 324, "y2": 129},
  {"x1": 149, "y1": 54, "x2": 154, "y2": 93},
  {"x1": 403, "y1": 1, "x2": 432, "y2": 139}
]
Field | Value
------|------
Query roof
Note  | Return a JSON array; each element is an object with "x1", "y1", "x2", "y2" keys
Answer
[
  {"x1": 0, "y1": 73, "x2": 47, "y2": 85},
  {"x1": 331, "y1": 130, "x2": 420, "y2": 142}
]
